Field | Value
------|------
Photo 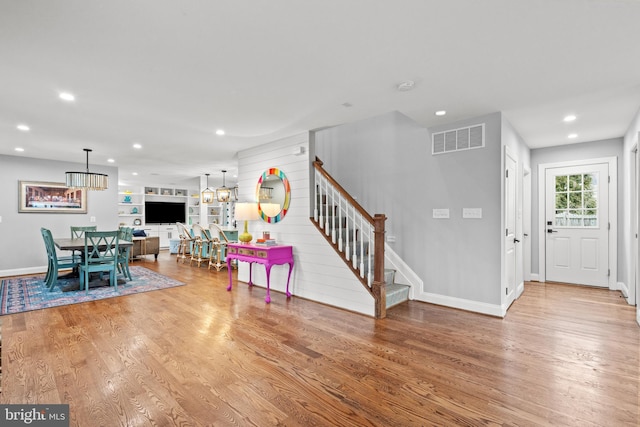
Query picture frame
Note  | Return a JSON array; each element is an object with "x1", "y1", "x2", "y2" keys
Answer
[{"x1": 18, "y1": 180, "x2": 87, "y2": 213}]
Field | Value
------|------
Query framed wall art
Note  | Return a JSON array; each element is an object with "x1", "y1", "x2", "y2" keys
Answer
[{"x1": 18, "y1": 181, "x2": 87, "y2": 213}]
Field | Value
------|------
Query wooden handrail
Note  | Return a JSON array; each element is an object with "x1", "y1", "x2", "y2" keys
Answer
[
  {"x1": 313, "y1": 157, "x2": 375, "y2": 224},
  {"x1": 312, "y1": 157, "x2": 387, "y2": 318}
]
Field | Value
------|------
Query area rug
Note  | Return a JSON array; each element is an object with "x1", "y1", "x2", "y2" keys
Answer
[{"x1": 0, "y1": 266, "x2": 185, "y2": 315}]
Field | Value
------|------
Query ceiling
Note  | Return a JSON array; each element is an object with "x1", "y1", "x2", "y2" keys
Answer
[{"x1": 2, "y1": 0, "x2": 640, "y2": 188}]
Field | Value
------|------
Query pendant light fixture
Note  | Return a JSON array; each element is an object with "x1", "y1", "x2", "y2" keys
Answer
[
  {"x1": 201, "y1": 173, "x2": 215, "y2": 204},
  {"x1": 216, "y1": 170, "x2": 231, "y2": 202},
  {"x1": 65, "y1": 148, "x2": 109, "y2": 190}
]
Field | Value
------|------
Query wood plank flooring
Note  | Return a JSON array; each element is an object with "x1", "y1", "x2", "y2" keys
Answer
[{"x1": 1, "y1": 252, "x2": 638, "y2": 426}]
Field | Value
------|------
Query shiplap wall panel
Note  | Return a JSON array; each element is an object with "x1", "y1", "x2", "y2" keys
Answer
[{"x1": 237, "y1": 132, "x2": 375, "y2": 316}]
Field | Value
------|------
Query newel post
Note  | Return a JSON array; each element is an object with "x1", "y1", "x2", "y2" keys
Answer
[{"x1": 373, "y1": 213, "x2": 387, "y2": 319}]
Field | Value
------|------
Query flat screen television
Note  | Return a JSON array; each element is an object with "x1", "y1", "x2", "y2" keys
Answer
[{"x1": 144, "y1": 201, "x2": 186, "y2": 224}]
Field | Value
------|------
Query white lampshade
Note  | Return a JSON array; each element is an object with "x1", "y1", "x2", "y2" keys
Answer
[{"x1": 235, "y1": 202, "x2": 260, "y2": 221}]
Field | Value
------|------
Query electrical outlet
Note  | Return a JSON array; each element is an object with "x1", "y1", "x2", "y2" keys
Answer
[
  {"x1": 387, "y1": 235, "x2": 396, "y2": 243},
  {"x1": 90, "y1": 216, "x2": 96, "y2": 222}
]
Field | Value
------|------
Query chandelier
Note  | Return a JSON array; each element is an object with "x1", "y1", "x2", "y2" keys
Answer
[
  {"x1": 65, "y1": 148, "x2": 109, "y2": 190},
  {"x1": 216, "y1": 170, "x2": 231, "y2": 202},
  {"x1": 201, "y1": 173, "x2": 215, "y2": 204}
]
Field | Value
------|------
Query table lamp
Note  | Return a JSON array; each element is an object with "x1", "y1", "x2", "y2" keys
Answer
[{"x1": 235, "y1": 202, "x2": 260, "y2": 243}]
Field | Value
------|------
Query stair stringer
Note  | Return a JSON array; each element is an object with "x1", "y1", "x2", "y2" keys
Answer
[{"x1": 383, "y1": 243, "x2": 422, "y2": 300}]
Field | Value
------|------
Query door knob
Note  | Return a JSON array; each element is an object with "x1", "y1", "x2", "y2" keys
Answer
[{"x1": 547, "y1": 229, "x2": 558, "y2": 233}]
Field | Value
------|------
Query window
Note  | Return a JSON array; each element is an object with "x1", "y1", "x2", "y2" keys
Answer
[{"x1": 554, "y1": 173, "x2": 598, "y2": 227}]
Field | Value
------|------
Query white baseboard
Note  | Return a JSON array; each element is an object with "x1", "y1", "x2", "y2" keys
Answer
[
  {"x1": 530, "y1": 273, "x2": 540, "y2": 282},
  {"x1": 414, "y1": 291, "x2": 504, "y2": 318},
  {"x1": 618, "y1": 281, "x2": 629, "y2": 298},
  {"x1": 0, "y1": 265, "x2": 48, "y2": 278},
  {"x1": 516, "y1": 282, "x2": 525, "y2": 298}
]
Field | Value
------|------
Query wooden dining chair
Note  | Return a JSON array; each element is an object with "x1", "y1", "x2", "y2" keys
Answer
[
  {"x1": 70, "y1": 225, "x2": 97, "y2": 238},
  {"x1": 70, "y1": 225, "x2": 97, "y2": 260},
  {"x1": 117, "y1": 226, "x2": 133, "y2": 281},
  {"x1": 79, "y1": 230, "x2": 120, "y2": 293},
  {"x1": 41, "y1": 227, "x2": 82, "y2": 291}
]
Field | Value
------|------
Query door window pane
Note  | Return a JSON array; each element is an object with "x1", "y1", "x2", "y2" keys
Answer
[{"x1": 554, "y1": 173, "x2": 598, "y2": 228}]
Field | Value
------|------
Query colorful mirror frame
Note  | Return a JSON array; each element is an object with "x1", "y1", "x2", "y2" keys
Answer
[{"x1": 256, "y1": 168, "x2": 291, "y2": 223}]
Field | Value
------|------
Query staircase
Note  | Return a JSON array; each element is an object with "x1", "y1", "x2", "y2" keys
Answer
[{"x1": 311, "y1": 158, "x2": 410, "y2": 318}]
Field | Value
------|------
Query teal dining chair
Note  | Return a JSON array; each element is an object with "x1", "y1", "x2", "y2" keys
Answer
[
  {"x1": 79, "y1": 230, "x2": 120, "y2": 293},
  {"x1": 41, "y1": 227, "x2": 81, "y2": 291},
  {"x1": 117, "y1": 226, "x2": 133, "y2": 281},
  {"x1": 71, "y1": 225, "x2": 97, "y2": 238}
]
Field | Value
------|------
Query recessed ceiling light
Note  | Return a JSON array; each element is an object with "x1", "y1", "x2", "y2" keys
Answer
[
  {"x1": 396, "y1": 80, "x2": 415, "y2": 91},
  {"x1": 216, "y1": 129, "x2": 225, "y2": 136},
  {"x1": 563, "y1": 115, "x2": 577, "y2": 122},
  {"x1": 435, "y1": 110, "x2": 447, "y2": 116},
  {"x1": 341, "y1": 102, "x2": 353, "y2": 108},
  {"x1": 16, "y1": 124, "x2": 30, "y2": 131},
  {"x1": 59, "y1": 92, "x2": 75, "y2": 102},
  {"x1": 15, "y1": 147, "x2": 24, "y2": 152},
  {"x1": 568, "y1": 133, "x2": 578, "y2": 139},
  {"x1": 107, "y1": 158, "x2": 115, "y2": 163},
  {"x1": 133, "y1": 143, "x2": 142, "y2": 149},
  {"x1": 132, "y1": 172, "x2": 138, "y2": 176}
]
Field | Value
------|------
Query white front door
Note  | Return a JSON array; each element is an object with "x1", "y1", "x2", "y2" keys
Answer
[
  {"x1": 545, "y1": 163, "x2": 609, "y2": 286},
  {"x1": 505, "y1": 149, "x2": 517, "y2": 305}
]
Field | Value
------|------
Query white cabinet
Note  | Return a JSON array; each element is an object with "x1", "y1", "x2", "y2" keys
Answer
[
  {"x1": 118, "y1": 185, "x2": 194, "y2": 233},
  {"x1": 142, "y1": 224, "x2": 178, "y2": 248}
]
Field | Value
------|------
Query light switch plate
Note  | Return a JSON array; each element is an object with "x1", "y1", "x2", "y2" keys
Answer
[
  {"x1": 432, "y1": 208, "x2": 450, "y2": 219},
  {"x1": 463, "y1": 208, "x2": 482, "y2": 219}
]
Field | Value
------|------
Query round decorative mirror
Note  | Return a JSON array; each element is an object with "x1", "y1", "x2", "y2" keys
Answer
[{"x1": 256, "y1": 168, "x2": 290, "y2": 223}]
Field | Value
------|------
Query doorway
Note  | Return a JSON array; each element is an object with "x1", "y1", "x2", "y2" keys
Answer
[
  {"x1": 505, "y1": 147, "x2": 518, "y2": 307},
  {"x1": 538, "y1": 157, "x2": 617, "y2": 288}
]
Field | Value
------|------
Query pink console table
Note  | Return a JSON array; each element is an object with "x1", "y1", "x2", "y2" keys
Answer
[{"x1": 226, "y1": 243, "x2": 294, "y2": 303}]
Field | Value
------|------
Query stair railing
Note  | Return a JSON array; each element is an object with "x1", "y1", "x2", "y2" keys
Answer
[{"x1": 312, "y1": 157, "x2": 387, "y2": 318}]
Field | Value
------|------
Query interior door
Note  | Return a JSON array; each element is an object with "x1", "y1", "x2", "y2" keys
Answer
[
  {"x1": 505, "y1": 149, "x2": 517, "y2": 304},
  {"x1": 545, "y1": 163, "x2": 609, "y2": 286}
]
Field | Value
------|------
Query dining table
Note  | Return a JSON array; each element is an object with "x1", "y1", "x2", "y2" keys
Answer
[
  {"x1": 53, "y1": 237, "x2": 134, "y2": 291},
  {"x1": 54, "y1": 237, "x2": 133, "y2": 252}
]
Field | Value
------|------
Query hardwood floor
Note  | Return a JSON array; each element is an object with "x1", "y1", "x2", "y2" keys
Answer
[{"x1": 1, "y1": 251, "x2": 638, "y2": 426}]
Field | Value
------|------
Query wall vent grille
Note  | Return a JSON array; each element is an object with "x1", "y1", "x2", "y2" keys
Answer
[{"x1": 432, "y1": 123, "x2": 485, "y2": 155}]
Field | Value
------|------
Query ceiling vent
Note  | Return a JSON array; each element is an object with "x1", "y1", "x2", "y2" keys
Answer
[{"x1": 432, "y1": 123, "x2": 485, "y2": 155}]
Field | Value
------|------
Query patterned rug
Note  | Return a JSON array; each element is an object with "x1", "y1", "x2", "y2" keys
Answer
[{"x1": 0, "y1": 266, "x2": 185, "y2": 315}]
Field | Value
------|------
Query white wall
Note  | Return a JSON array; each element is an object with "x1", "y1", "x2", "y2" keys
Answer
[
  {"x1": 237, "y1": 133, "x2": 375, "y2": 316},
  {"x1": 315, "y1": 111, "x2": 506, "y2": 315},
  {"x1": 621, "y1": 106, "x2": 640, "y2": 323},
  {"x1": 0, "y1": 155, "x2": 119, "y2": 276}
]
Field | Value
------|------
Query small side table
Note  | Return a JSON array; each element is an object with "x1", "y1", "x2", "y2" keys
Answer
[{"x1": 226, "y1": 243, "x2": 294, "y2": 303}]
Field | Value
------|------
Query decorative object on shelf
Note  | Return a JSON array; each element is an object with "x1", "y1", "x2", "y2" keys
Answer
[
  {"x1": 131, "y1": 207, "x2": 138, "y2": 214},
  {"x1": 256, "y1": 168, "x2": 291, "y2": 223},
  {"x1": 123, "y1": 195, "x2": 132, "y2": 203},
  {"x1": 202, "y1": 173, "x2": 215, "y2": 204},
  {"x1": 65, "y1": 148, "x2": 109, "y2": 190},
  {"x1": 133, "y1": 218, "x2": 142, "y2": 226},
  {"x1": 235, "y1": 202, "x2": 260, "y2": 243},
  {"x1": 217, "y1": 170, "x2": 231, "y2": 202}
]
